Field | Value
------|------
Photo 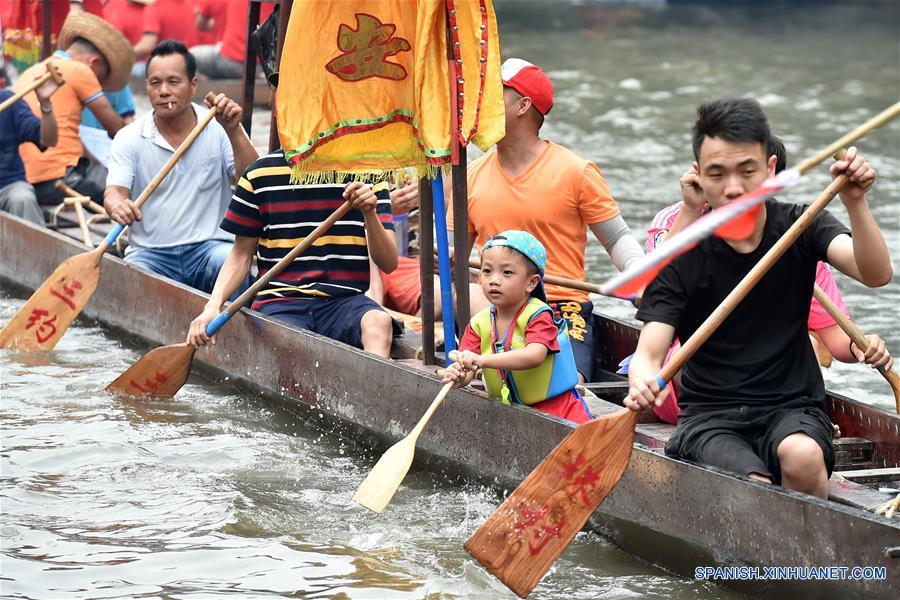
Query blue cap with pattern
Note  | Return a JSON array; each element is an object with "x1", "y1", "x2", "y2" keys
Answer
[{"x1": 482, "y1": 230, "x2": 547, "y2": 301}]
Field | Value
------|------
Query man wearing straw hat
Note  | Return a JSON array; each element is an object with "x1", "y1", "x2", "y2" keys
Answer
[{"x1": 13, "y1": 10, "x2": 133, "y2": 207}]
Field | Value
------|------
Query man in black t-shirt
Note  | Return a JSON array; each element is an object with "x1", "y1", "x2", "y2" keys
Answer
[{"x1": 625, "y1": 98, "x2": 893, "y2": 499}]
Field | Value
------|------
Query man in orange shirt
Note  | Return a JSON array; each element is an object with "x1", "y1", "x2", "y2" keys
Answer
[
  {"x1": 14, "y1": 11, "x2": 132, "y2": 205},
  {"x1": 460, "y1": 59, "x2": 644, "y2": 381}
]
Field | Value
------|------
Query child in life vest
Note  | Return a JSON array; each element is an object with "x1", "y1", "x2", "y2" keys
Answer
[{"x1": 442, "y1": 230, "x2": 592, "y2": 424}]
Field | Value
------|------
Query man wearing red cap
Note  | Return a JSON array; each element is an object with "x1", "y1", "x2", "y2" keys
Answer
[{"x1": 459, "y1": 58, "x2": 644, "y2": 382}]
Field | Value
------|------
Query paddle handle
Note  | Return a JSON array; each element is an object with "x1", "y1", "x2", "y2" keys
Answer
[
  {"x1": 0, "y1": 62, "x2": 64, "y2": 113},
  {"x1": 409, "y1": 382, "x2": 454, "y2": 441},
  {"x1": 813, "y1": 285, "x2": 868, "y2": 353},
  {"x1": 465, "y1": 254, "x2": 639, "y2": 302},
  {"x1": 466, "y1": 256, "x2": 603, "y2": 297},
  {"x1": 793, "y1": 102, "x2": 900, "y2": 174},
  {"x1": 812, "y1": 284, "x2": 900, "y2": 412},
  {"x1": 655, "y1": 155, "x2": 854, "y2": 388},
  {"x1": 206, "y1": 200, "x2": 354, "y2": 336},
  {"x1": 100, "y1": 92, "x2": 220, "y2": 250}
]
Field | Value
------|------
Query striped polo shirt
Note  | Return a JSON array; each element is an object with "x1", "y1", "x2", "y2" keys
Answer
[{"x1": 220, "y1": 151, "x2": 393, "y2": 309}]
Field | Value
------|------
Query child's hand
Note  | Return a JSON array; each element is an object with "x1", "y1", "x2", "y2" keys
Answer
[
  {"x1": 454, "y1": 350, "x2": 482, "y2": 371},
  {"x1": 441, "y1": 363, "x2": 468, "y2": 388}
]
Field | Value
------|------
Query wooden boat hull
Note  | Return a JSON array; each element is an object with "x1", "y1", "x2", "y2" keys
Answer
[{"x1": 1, "y1": 214, "x2": 897, "y2": 599}]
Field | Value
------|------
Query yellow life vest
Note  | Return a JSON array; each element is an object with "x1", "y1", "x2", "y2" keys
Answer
[{"x1": 470, "y1": 297, "x2": 579, "y2": 405}]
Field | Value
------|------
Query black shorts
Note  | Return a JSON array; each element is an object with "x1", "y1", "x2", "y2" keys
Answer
[
  {"x1": 257, "y1": 295, "x2": 400, "y2": 349},
  {"x1": 664, "y1": 404, "x2": 835, "y2": 484},
  {"x1": 548, "y1": 299, "x2": 595, "y2": 380}
]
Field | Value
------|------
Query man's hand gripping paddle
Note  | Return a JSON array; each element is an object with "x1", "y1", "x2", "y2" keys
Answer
[{"x1": 812, "y1": 284, "x2": 900, "y2": 413}]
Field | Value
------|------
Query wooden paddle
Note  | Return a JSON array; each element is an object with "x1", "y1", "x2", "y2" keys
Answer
[
  {"x1": 813, "y1": 284, "x2": 900, "y2": 413},
  {"x1": 0, "y1": 60, "x2": 65, "y2": 113},
  {"x1": 353, "y1": 381, "x2": 454, "y2": 513},
  {"x1": 464, "y1": 142, "x2": 889, "y2": 597},
  {"x1": 57, "y1": 181, "x2": 108, "y2": 215},
  {"x1": 106, "y1": 200, "x2": 354, "y2": 398},
  {"x1": 466, "y1": 257, "x2": 611, "y2": 298},
  {"x1": 0, "y1": 93, "x2": 219, "y2": 351}
]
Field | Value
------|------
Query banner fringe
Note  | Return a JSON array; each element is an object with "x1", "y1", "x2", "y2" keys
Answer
[{"x1": 288, "y1": 163, "x2": 451, "y2": 186}]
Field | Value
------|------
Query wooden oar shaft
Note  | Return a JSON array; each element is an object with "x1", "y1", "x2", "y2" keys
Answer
[
  {"x1": 409, "y1": 382, "x2": 453, "y2": 440},
  {"x1": 57, "y1": 181, "x2": 106, "y2": 214},
  {"x1": 793, "y1": 102, "x2": 900, "y2": 174},
  {"x1": 0, "y1": 72, "x2": 51, "y2": 113},
  {"x1": 812, "y1": 284, "x2": 900, "y2": 412},
  {"x1": 658, "y1": 172, "x2": 849, "y2": 384},
  {"x1": 812, "y1": 285, "x2": 867, "y2": 351},
  {"x1": 96, "y1": 92, "x2": 219, "y2": 254},
  {"x1": 222, "y1": 201, "x2": 353, "y2": 318},
  {"x1": 466, "y1": 257, "x2": 602, "y2": 295}
]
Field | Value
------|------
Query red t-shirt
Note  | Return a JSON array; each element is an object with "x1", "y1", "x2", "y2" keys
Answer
[
  {"x1": 142, "y1": 0, "x2": 200, "y2": 48},
  {"x1": 105, "y1": 0, "x2": 146, "y2": 45},
  {"x1": 193, "y1": 0, "x2": 227, "y2": 45},
  {"x1": 1, "y1": 0, "x2": 103, "y2": 38},
  {"x1": 219, "y1": 0, "x2": 273, "y2": 62}
]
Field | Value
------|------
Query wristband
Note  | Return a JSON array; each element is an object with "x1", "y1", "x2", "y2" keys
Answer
[{"x1": 40, "y1": 103, "x2": 53, "y2": 114}]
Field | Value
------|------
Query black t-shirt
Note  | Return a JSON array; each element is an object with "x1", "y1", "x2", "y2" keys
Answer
[{"x1": 636, "y1": 200, "x2": 850, "y2": 417}]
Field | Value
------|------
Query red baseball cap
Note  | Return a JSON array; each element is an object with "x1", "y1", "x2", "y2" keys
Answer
[{"x1": 501, "y1": 58, "x2": 554, "y2": 116}]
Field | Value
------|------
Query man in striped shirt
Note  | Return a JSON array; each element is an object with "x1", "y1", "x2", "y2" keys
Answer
[{"x1": 186, "y1": 150, "x2": 399, "y2": 357}]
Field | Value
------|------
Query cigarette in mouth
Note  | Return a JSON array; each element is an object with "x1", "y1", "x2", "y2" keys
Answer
[{"x1": 168, "y1": 102, "x2": 173, "y2": 109}]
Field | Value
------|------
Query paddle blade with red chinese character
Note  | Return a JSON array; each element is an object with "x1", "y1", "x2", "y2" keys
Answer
[
  {"x1": 0, "y1": 248, "x2": 102, "y2": 351},
  {"x1": 106, "y1": 343, "x2": 196, "y2": 398},
  {"x1": 464, "y1": 408, "x2": 639, "y2": 598}
]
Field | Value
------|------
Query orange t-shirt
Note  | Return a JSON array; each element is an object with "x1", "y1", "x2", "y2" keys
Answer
[
  {"x1": 464, "y1": 141, "x2": 620, "y2": 302},
  {"x1": 15, "y1": 54, "x2": 104, "y2": 183}
]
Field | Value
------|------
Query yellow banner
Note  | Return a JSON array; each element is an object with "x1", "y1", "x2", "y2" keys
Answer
[{"x1": 276, "y1": 0, "x2": 504, "y2": 183}]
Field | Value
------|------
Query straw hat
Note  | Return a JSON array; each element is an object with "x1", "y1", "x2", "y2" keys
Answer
[{"x1": 58, "y1": 11, "x2": 135, "y2": 92}]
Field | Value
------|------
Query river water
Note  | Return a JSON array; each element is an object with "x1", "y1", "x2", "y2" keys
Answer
[{"x1": 2, "y1": 1, "x2": 898, "y2": 598}]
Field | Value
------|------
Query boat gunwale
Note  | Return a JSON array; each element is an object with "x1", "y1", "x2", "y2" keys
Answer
[{"x1": 2, "y1": 213, "x2": 898, "y2": 599}]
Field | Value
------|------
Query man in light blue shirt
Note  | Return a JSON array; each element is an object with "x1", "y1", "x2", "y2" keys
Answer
[
  {"x1": 81, "y1": 88, "x2": 136, "y2": 167},
  {"x1": 104, "y1": 40, "x2": 258, "y2": 293}
]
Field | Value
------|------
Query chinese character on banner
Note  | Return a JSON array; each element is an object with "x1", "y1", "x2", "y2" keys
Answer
[
  {"x1": 25, "y1": 308, "x2": 58, "y2": 343},
  {"x1": 326, "y1": 14, "x2": 411, "y2": 82},
  {"x1": 277, "y1": 0, "x2": 504, "y2": 184}
]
